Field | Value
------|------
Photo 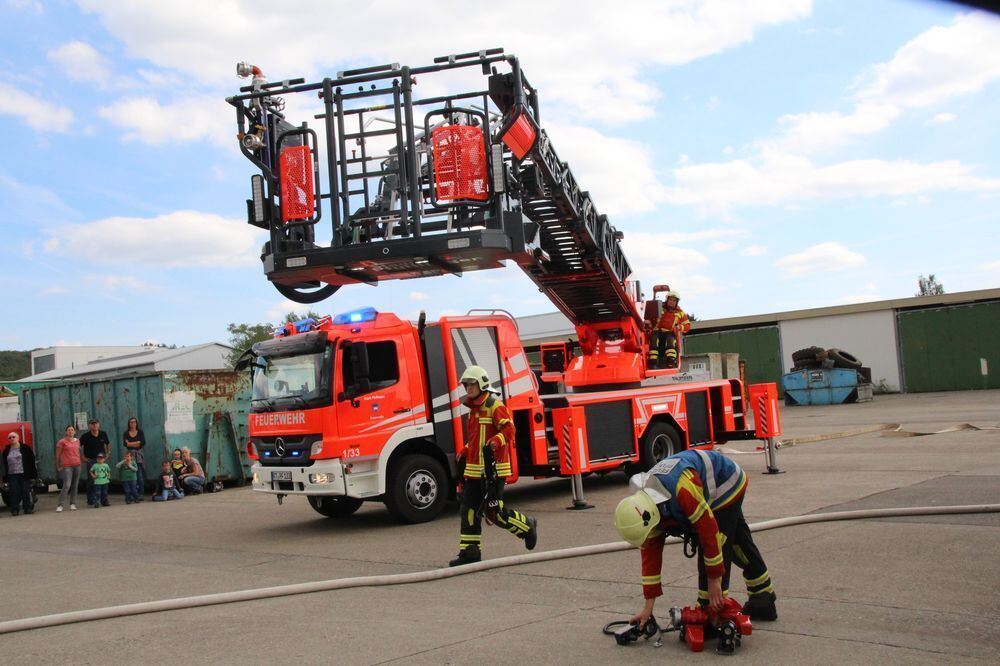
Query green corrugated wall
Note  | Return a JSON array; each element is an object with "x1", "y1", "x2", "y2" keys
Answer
[
  {"x1": 897, "y1": 302, "x2": 1000, "y2": 392},
  {"x1": 683, "y1": 326, "x2": 783, "y2": 385}
]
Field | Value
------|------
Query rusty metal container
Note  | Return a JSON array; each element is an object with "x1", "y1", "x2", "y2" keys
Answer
[{"x1": 19, "y1": 371, "x2": 250, "y2": 486}]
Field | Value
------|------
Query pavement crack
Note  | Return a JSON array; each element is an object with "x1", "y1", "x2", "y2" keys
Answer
[{"x1": 759, "y1": 627, "x2": 980, "y2": 658}]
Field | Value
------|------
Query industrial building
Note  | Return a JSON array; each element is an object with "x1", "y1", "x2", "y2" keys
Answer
[
  {"x1": 19, "y1": 343, "x2": 232, "y2": 382},
  {"x1": 517, "y1": 288, "x2": 1000, "y2": 393}
]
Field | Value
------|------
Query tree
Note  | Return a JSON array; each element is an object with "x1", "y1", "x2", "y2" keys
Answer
[
  {"x1": 916, "y1": 274, "x2": 945, "y2": 297},
  {"x1": 0, "y1": 351, "x2": 31, "y2": 381},
  {"x1": 226, "y1": 311, "x2": 321, "y2": 367}
]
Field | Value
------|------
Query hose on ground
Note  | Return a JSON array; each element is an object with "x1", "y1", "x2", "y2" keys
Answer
[{"x1": 1, "y1": 503, "x2": 997, "y2": 635}]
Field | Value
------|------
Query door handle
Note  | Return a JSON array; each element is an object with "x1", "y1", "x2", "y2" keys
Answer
[{"x1": 393, "y1": 407, "x2": 411, "y2": 414}]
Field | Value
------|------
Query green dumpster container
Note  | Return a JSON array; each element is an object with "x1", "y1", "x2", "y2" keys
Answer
[{"x1": 20, "y1": 371, "x2": 251, "y2": 487}]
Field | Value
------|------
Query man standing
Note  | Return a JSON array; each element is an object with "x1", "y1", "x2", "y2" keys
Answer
[
  {"x1": 615, "y1": 449, "x2": 777, "y2": 627},
  {"x1": 651, "y1": 290, "x2": 691, "y2": 369},
  {"x1": 80, "y1": 419, "x2": 110, "y2": 507},
  {"x1": 448, "y1": 365, "x2": 538, "y2": 567}
]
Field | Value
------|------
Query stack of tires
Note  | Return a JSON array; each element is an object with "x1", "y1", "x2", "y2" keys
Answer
[{"x1": 791, "y1": 346, "x2": 862, "y2": 371}]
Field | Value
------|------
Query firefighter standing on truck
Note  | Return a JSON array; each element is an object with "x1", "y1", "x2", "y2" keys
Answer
[
  {"x1": 449, "y1": 365, "x2": 538, "y2": 567},
  {"x1": 651, "y1": 290, "x2": 691, "y2": 369},
  {"x1": 614, "y1": 449, "x2": 777, "y2": 627}
]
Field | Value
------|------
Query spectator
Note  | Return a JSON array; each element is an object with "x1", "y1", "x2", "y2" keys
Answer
[
  {"x1": 89, "y1": 452, "x2": 112, "y2": 508},
  {"x1": 179, "y1": 447, "x2": 206, "y2": 494},
  {"x1": 117, "y1": 451, "x2": 140, "y2": 504},
  {"x1": 169, "y1": 448, "x2": 186, "y2": 485},
  {"x1": 55, "y1": 425, "x2": 83, "y2": 512},
  {"x1": 2, "y1": 431, "x2": 37, "y2": 516},
  {"x1": 123, "y1": 417, "x2": 146, "y2": 501},
  {"x1": 154, "y1": 461, "x2": 184, "y2": 501},
  {"x1": 80, "y1": 419, "x2": 110, "y2": 507}
]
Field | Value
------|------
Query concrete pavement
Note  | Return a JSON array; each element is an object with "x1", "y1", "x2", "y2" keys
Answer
[{"x1": 1, "y1": 389, "x2": 998, "y2": 664}]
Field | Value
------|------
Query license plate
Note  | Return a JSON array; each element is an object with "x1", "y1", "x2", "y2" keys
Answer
[{"x1": 271, "y1": 470, "x2": 292, "y2": 481}]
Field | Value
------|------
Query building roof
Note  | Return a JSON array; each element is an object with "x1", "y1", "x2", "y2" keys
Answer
[
  {"x1": 515, "y1": 287, "x2": 1000, "y2": 344},
  {"x1": 18, "y1": 343, "x2": 232, "y2": 382}
]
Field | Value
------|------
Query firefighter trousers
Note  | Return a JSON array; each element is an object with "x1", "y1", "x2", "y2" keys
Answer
[
  {"x1": 697, "y1": 495, "x2": 774, "y2": 603},
  {"x1": 651, "y1": 329, "x2": 678, "y2": 368},
  {"x1": 458, "y1": 478, "x2": 533, "y2": 553}
]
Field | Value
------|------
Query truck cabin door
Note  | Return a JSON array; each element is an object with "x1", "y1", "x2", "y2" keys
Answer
[{"x1": 335, "y1": 338, "x2": 415, "y2": 458}]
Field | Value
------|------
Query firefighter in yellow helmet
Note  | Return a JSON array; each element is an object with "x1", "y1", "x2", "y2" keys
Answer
[
  {"x1": 615, "y1": 449, "x2": 777, "y2": 628},
  {"x1": 449, "y1": 365, "x2": 538, "y2": 567},
  {"x1": 650, "y1": 290, "x2": 691, "y2": 369}
]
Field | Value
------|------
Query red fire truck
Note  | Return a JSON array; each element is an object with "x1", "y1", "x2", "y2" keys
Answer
[{"x1": 227, "y1": 50, "x2": 782, "y2": 522}]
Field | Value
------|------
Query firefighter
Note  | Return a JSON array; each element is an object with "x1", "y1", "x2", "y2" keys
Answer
[
  {"x1": 614, "y1": 449, "x2": 777, "y2": 627},
  {"x1": 449, "y1": 365, "x2": 538, "y2": 567},
  {"x1": 650, "y1": 290, "x2": 691, "y2": 369}
]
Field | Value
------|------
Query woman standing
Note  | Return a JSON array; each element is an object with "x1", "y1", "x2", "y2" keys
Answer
[
  {"x1": 55, "y1": 425, "x2": 83, "y2": 512},
  {"x1": 2, "y1": 430, "x2": 38, "y2": 516},
  {"x1": 123, "y1": 417, "x2": 146, "y2": 500}
]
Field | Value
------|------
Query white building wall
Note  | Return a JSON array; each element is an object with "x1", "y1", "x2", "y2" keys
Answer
[
  {"x1": 32, "y1": 346, "x2": 150, "y2": 374},
  {"x1": 0, "y1": 396, "x2": 20, "y2": 422},
  {"x1": 155, "y1": 345, "x2": 231, "y2": 372},
  {"x1": 779, "y1": 310, "x2": 901, "y2": 391}
]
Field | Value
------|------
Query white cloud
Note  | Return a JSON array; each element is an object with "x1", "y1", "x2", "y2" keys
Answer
[
  {"x1": 44, "y1": 210, "x2": 264, "y2": 267},
  {"x1": 48, "y1": 41, "x2": 113, "y2": 86},
  {"x1": 77, "y1": 0, "x2": 811, "y2": 125},
  {"x1": 53, "y1": 340, "x2": 83, "y2": 347},
  {"x1": 621, "y1": 231, "x2": 709, "y2": 288},
  {"x1": 546, "y1": 123, "x2": 667, "y2": 216},
  {"x1": 768, "y1": 12, "x2": 1000, "y2": 155},
  {"x1": 0, "y1": 83, "x2": 74, "y2": 132},
  {"x1": 666, "y1": 153, "x2": 1000, "y2": 211},
  {"x1": 98, "y1": 95, "x2": 230, "y2": 146},
  {"x1": 710, "y1": 241, "x2": 736, "y2": 252},
  {"x1": 928, "y1": 112, "x2": 957, "y2": 125},
  {"x1": 741, "y1": 244, "x2": 767, "y2": 256},
  {"x1": 859, "y1": 12, "x2": 1000, "y2": 109},
  {"x1": 776, "y1": 242, "x2": 865, "y2": 277},
  {"x1": 835, "y1": 283, "x2": 881, "y2": 305},
  {"x1": 266, "y1": 299, "x2": 314, "y2": 321},
  {"x1": 409, "y1": 291, "x2": 430, "y2": 301},
  {"x1": 6, "y1": 0, "x2": 43, "y2": 12},
  {"x1": 89, "y1": 274, "x2": 158, "y2": 293},
  {"x1": 982, "y1": 260, "x2": 1000, "y2": 272},
  {"x1": 40, "y1": 286, "x2": 69, "y2": 296}
]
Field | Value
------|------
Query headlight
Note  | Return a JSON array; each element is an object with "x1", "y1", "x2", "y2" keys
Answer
[
  {"x1": 310, "y1": 441, "x2": 324, "y2": 456},
  {"x1": 309, "y1": 473, "x2": 335, "y2": 484}
]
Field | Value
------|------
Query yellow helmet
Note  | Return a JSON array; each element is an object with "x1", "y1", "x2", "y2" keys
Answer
[
  {"x1": 460, "y1": 365, "x2": 491, "y2": 391},
  {"x1": 614, "y1": 490, "x2": 661, "y2": 547}
]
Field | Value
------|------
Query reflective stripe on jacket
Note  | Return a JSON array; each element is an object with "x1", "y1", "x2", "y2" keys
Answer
[{"x1": 462, "y1": 392, "x2": 515, "y2": 478}]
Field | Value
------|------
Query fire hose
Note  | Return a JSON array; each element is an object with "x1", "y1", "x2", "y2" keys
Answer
[{"x1": 0, "y1": 504, "x2": 997, "y2": 635}]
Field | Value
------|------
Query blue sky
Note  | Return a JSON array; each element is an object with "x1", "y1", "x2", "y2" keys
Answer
[{"x1": 2, "y1": 0, "x2": 998, "y2": 350}]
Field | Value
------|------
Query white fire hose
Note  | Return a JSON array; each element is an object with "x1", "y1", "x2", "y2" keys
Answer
[{"x1": 1, "y1": 503, "x2": 997, "y2": 635}]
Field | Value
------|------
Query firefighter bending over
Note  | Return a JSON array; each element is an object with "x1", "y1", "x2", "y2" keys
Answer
[
  {"x1": 449, "y1": 366, "x2": 538, "y2": 567},
  {"x1": 614, "y1": 449, "x2": 777, "y2": 627},
  {"x1": 650, "y1": 290, "x2": 691, "y2": 369}
]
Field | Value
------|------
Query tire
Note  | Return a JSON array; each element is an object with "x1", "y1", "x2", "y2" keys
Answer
[
  {"x1": 791, "y1": 346, "x2": 824, "y2": 363},
  {"x1": 384, "y1": 454, "x2": 448, "y2": 524},
  {"x1": 791, "y1": 359, "x2": 821, "y2": 370},
  {"x1": 827, "y1": 348, "x2": 862, "y2": 369},
  {"x1": 638, "y1": 422, "x2": 682, "y2": 470},
  {"x1": 307, "y1": 495, "x2": 363, "y2": 518}
]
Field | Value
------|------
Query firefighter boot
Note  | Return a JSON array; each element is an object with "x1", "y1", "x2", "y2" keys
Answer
[
  {"x1": 449, "y1": 547, "x2": 482, "y2": 567},
  {"x1": 741, "y1": 591, "x2": 777, "y2": 621},
  {"x1": 524, "y1": 517, "x2": 538, "y2": 551}
]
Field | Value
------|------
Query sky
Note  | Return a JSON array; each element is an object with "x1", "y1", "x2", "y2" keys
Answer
[{"x1": 2, "y1": 0, "x2": 998, "y2": 351}]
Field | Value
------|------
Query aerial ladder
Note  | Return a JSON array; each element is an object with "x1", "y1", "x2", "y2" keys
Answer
[{"x1": 227, "y1": 49, "x2": 658, "y2": 387}]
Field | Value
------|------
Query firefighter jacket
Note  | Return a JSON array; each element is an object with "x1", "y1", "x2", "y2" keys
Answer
[
  {"x1": 656, "y1": 306, "x2": 691, "y2": 334},
  {"x1": 461, "y1": 391, "x2": 515, "y2": 479},
  {"x1": 636, "y1": 450, "x2": 747, "y2": 599}
]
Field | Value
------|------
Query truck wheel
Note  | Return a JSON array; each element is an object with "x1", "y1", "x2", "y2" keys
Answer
[
  {"x1": 827, "y1": 348, "x2": 862, "y2": 369},
  {"x1": 384, "y1": 454, "x2": 448, "y2": 524},
  {"x1": 639, "y1": 423, "x2": 682, "y2": 470},
  {"x1": 791, "y1": 347, "x2": 823, "y2": 363},
  {"x1": 307, "y1": 495, "x2": 363, "y2": 518}
]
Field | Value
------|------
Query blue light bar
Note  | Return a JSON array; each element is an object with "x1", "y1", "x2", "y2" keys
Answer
[
  {"x1": 293, "y1": 318, "x2": 316, "y2": 333},
  {"x1": 333, "y1": 307, "x2": 378, "y2": 325}
]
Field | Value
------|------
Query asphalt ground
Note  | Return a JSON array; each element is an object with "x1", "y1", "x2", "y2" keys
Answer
[{"x1": 1, "y1": 389, "x2": 998, "y2": 664}]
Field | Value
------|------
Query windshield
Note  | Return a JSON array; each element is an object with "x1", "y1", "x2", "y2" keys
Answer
[{"x1": 251, "y1": 345, "x2": 332, "y2": 411}]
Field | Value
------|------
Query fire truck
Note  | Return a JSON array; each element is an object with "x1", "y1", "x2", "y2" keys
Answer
[{"x1": 227, "y1": 50, "x2": 782, "y2": 523}]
